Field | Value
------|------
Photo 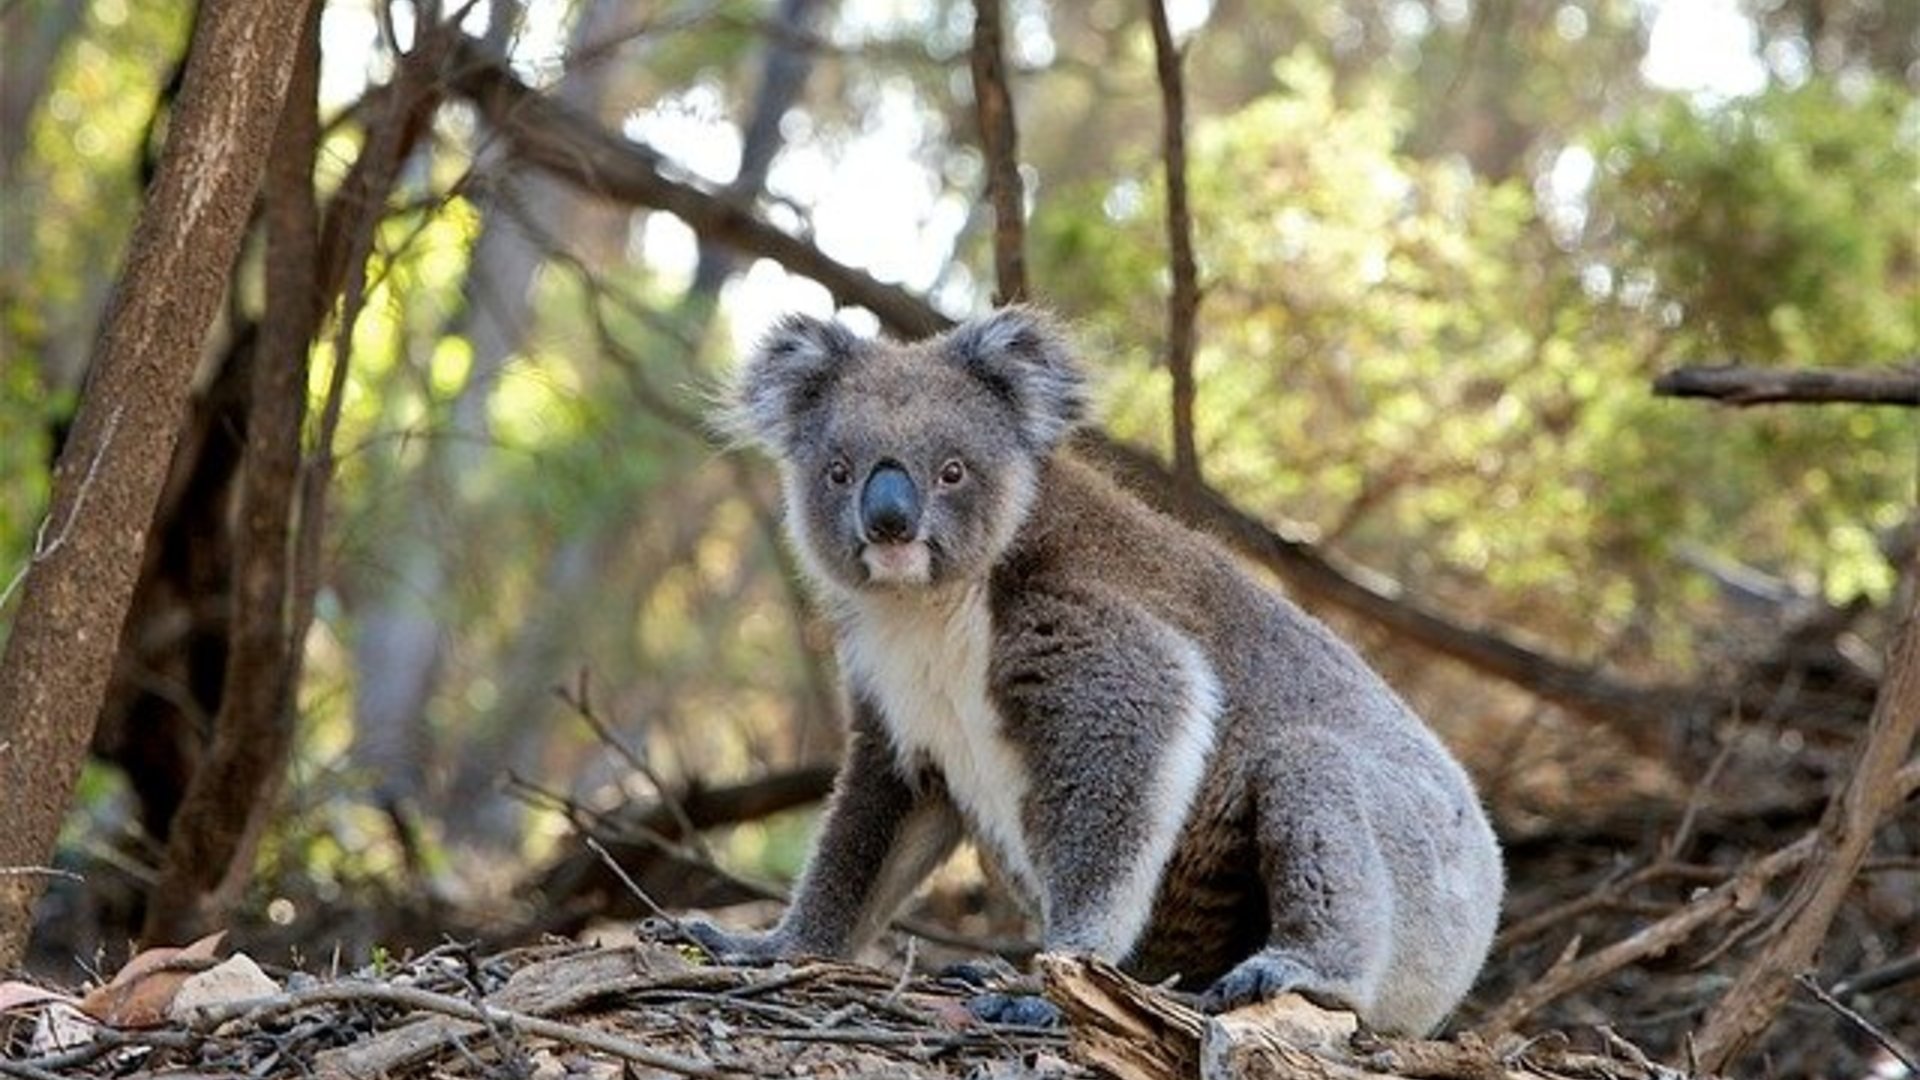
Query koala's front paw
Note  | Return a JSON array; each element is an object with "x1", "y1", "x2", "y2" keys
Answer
[
  {"x1": 1201, "y1": 952, "x2": 1326, "y2": 1013},
  {"x1": 966, "y1": 992, "x2": 1062, "y2": 1028},
  {"x1": 647, "y1": 917, "x2": 791, "y2": 964}
]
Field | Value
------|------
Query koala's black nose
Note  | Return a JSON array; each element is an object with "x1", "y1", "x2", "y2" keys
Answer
[{"x1": 860, "y1": 463, "x2": 921, "y2": 543}]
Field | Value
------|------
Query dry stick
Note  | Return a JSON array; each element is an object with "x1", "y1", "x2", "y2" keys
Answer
[
  {"x1": 1653, "y1": 364, "x2": 1920, "y2": 407},
  {"x1": 1478, "y1": 757, "x2": 1920, "y2": 1037},
  {"x1": 969, "y1": 0, "x2": 1026, "y2": 303},
  {"x1": 189, "y1": 981, "x2": 743, "y2": 1079},
  {"x1": 1475, "y1": 831, "x2": 1817, "y2": 1036},
  {"x1": 558, "y1": 667, "x2": 714, "y2": 865},
  {"x1": 1692, "y1": 581, "x2": 1920, "y2": 1071},
  {"x1": 1495, "y1": 742, "x2": 1734, "y2": 952},
  {"x1": 1794, "y1": 973, "x2": 1919, "y2": 1073},
  {"x1": 1146, "y1": 0, "x2": 1201, "y2": 484}
]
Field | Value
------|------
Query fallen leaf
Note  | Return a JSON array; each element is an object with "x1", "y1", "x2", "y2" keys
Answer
[
  {"x1": 29, "y1": 1002, "x2": 96, "y2": 1055},
  {"x1": 169, "y1": 953, "x2": 279, "y2": 1025},
  {"x1": 0, "y1": 980, "x2": 77, "y2": 1015},
  {"x1": 80, "y1": 929, "x2": 226, "y2": 1028}
]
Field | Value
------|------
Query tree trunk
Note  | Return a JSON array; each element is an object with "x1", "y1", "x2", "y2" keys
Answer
[
  {"x1": 141, "y1": 4, "x2": 323, "y2": 945},
  {"x1": 0, "y1": 0, "x2": 316, "y2": 969}
]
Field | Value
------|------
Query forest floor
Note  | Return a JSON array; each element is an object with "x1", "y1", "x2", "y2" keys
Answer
[{"x1": 0, "y1": 934, "x2": 1703, "y2": 1080}]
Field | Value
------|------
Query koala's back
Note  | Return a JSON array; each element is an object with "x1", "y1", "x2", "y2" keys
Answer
[{"x1": 990, "y1": 454, "x2": 1503, "y2": 1029}]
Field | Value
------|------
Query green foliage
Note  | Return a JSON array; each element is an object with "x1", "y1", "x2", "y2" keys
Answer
[
  {"x1": 1596, "y1": 80, "x2": 1919, "y2": 365},
  {"x1": 1032, "y1": 52, "x2": 1916, "y2": 669}
]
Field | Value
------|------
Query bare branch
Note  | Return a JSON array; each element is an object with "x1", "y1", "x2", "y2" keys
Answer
[
  {"x1": 1146, "y1": 0, "x2": 1201, "y2": 483},
  {"x1": 1476, "y1": 831, "x2": 1818, "y2": 1036},
  {"x1": 969, "y1": 0, "x2": 1027, "y2": 303},
  {"x1": 444, "y1": 36, "x2": 948, "y2": 337},
  {"x1": 1693, "y1": 565, "x2": 1920, "y2": 1070},
  {"x1": 1654, "y1": 364, "x2": 1920, "y2": 407}
]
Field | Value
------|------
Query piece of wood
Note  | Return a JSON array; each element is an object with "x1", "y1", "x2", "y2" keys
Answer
[{"x1": 1653, "y1": 365, "x2": 1920, "y2": 407}]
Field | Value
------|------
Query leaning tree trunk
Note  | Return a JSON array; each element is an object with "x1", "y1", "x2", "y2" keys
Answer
[{"x1": 0, "y1": 0, "x2": 315, "y2": 969}]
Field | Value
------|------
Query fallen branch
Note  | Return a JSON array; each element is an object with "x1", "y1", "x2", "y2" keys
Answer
[
  {"x1": 303, "y1": 944, "x2": 730, "y2": 1078},
  {"x1": 1653, "y1": 365, "x2": 1920, "y2": 407},
  {"x1": 1476, "y1": 832, "x2": 1817, "y2": 1036}
]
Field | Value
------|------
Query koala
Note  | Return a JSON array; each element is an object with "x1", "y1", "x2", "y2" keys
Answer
[{"x1": 695, "y1": 306, "x2": 1504, "y2": 1036}]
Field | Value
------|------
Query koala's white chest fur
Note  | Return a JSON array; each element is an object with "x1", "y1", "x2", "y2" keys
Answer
[{"x1": 837, "y1": 585, "x2": 1042, "y2": 899}]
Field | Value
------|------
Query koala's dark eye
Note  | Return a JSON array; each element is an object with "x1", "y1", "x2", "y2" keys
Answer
[
  {"x1": 938, "y1": 459, "x2": 967, "y2": 486},
  {"x1": 827, "y1": 459, "x2": 852, "y2": 486}
]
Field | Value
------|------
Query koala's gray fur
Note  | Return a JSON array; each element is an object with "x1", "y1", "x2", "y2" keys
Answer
[{"x1": 701, "y1": 307, "x2": 1504, "y2": 1036}]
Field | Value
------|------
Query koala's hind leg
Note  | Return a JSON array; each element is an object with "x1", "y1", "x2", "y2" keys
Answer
[{"x1": 1204, "y1": 736, "x2": 1393, "y2": 1021}]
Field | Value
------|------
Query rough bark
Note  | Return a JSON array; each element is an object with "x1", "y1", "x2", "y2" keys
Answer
[
  {"x1": 0, "y1": 0, "x2": 315, "y2": 969},
  {"x1": 141, "y1": 5, "x2": 322, "y2": 945},
  {"x1": 969, "y1": 0, "x2": 1027, "y2": 303}
]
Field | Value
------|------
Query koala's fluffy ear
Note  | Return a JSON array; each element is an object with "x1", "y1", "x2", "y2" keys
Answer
[
  {"x1": 946, "y1": 306, "x2": 1087, "y2": 452},
  {"x1": 724, "y1": 313, "x2": 862, "y2": 452}
]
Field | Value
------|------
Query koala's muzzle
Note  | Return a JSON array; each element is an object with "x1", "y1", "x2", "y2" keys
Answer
[{"x1": 860, "y1": 463, "x2": 921, "y2": 543}]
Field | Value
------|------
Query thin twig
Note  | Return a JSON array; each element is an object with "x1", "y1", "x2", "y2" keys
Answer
[
  {"x1": 0, "y1": 405, "x2": 123, "y2": 612},
  {"x1": 0, "y1": 866, "x2": 83, "y2": 882},
  {"x1": 583, "y1": 834, "x2": 676, "y2": 927},
  {"x1": 1476, "y1": 831, "x2": 1818, "y2": 1035},
  {"x1": 186, "y1": 980, "x2": 745, "y2": 1078},
  {"x1": 557, "y1": 667, "x2": 713, "y2": 864},
  {"x1": 1795, "y1": 973, "x2": 1919, "y2": 1073},
  {"x1": 1146, "y1": 0, "x2": 1201, "y2": 484}
]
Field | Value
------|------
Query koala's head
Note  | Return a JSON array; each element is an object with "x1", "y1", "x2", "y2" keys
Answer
[{"x1": 726, "y1": 306, "x2": 1086, "y2": 593}]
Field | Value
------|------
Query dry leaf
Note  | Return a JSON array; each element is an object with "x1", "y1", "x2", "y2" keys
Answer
[
  {"x1": 29, "y1": 1002, "x2": 97, "y2": 1055},
  {"x1": 0, "y1": 980, "x2": 77, "y2": 1015},
  {"x1": 169, "y1": 953, "x2": 279, "y2": 1025},
  {"x1": 79, "y1": 929, "x2": 227, "y2": 1028}
]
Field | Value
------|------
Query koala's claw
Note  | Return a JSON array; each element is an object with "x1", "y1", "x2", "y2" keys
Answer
[
  {"x1": 1201, "y1": 953, "x2": 1324, "y2": 1013},
  {"x1": 661, "y1": 918, "x2": 785, "y2": 965},
  {"x1": 966, "y1": 992, "x2": 1062, "y2": 1028},
  {"x1": 937, "y1": 958, "x2": 1020, "y2": 990}
]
